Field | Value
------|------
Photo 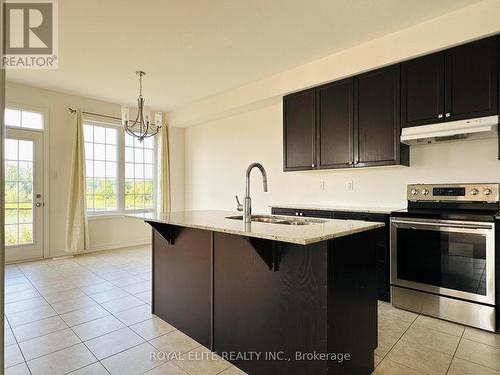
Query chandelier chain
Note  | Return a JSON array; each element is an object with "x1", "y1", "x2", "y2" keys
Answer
[{"x1": 139, "y1": 74, "x2": 143, "y2": 98}]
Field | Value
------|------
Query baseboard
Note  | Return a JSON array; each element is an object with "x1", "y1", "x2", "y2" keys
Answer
[
  {"x1": 87, "y1": 239, "x2": 152, "y2": 252},
  {"x1": 47, "y1": 239, "x2": 152, "y2": 259}
]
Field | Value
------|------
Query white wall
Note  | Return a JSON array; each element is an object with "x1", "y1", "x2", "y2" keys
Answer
[
  {"x1": 170, "y1": 0, "x2": 500, "y2": 128},
  {"x1": 6, "y1": 81, "x2": 185, "y2": 257},
  {"x1": 185, "y1": 102, "x2": 500, "y2": 212},
  {"x1": 181, "y1": 0, "x2": 500, "y2": 212}
]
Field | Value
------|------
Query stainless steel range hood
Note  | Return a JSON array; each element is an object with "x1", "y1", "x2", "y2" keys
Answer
[{"x1": 401, "y1": 115, "x2": 498, "y2": 145}]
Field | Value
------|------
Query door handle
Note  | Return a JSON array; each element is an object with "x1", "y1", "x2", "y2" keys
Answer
[
  {"x1": 35, "y1": 202, "x2": 42, "y2": 207},
  {"x1": 391, "y1": 219, "x2": 492, "y2": 230}
]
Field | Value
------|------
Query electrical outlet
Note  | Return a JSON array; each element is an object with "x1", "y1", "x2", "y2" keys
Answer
[
  {"x1": 346, "y1": 181, "x2": 354, "y2": 191},
  {"x1": 319, "y1": 181, "x2": 325, "y2": 191}
]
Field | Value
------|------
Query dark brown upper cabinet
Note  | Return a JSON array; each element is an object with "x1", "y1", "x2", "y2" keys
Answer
[
  {"x1": 283, "y1": 89, "x2": 316, "y2": 171},
  {"x1": 355, "y1": 65, "x2": 409, "y2": 168},
  {"x1": 317, "y1": 78, "x2": 354, "y2": 169},
  {"x1": 402, "y1": 36, "x2": 498, "y2": 128},
  {"x1": 284, "y1": 35, "x2": 499, "y2": 171},
  {"x1": 283, "y1": 66, "x2": 408, "y2": 171},
  {"x1": 402, "y1": 52, "x2": 445, "y2": 127},
  {"x1": 445, "y1": 37, "x2": 498, "y2": 121}
]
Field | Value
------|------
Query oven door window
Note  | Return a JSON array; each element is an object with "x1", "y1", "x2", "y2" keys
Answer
[{"x1": 396, "y1": 228, "x2": 487, "y2": 296}]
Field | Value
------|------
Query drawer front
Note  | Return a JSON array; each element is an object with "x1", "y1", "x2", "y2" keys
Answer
[{"x1": 271, "y1": 208, "x2": 333, "y2": 219}]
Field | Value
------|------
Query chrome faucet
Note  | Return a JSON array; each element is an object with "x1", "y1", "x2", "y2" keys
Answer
[{"x1": 235, "y1": 163, "x2": 268, "y2": 224}]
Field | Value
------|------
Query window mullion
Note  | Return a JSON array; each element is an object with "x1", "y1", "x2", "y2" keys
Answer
[{"x1": 118, "y1": 127, "x2": 125, "y2": 213}]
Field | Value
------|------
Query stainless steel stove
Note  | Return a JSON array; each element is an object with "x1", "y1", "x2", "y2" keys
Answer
[{"x1": 391, "y1": 183, "x2": 499, "y2": 332}]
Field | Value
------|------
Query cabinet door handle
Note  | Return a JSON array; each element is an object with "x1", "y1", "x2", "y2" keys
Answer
[
  {"x1": 445, "y1": 112, "x2": 451, "y2": 117},
  {"x1": 438, "y1": 114, "x2": 443, "y2": 118},
  {"x1": 311, "y1": 163, "x2": 315, "y2": 168}
]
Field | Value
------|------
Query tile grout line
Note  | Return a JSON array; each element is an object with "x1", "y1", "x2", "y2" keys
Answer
[
  {"x1": 13, "y1": 254, "x2": 151, "y2": 373},
  {"x1": 9, "y1": 248, "x2": 241, "y2": 374},
  {"x1": 400, "y1": 322, "x2": 466, "y2": 357},
  {"x1": 450, "y1": 337, "x2": 500, "y2": 372},
  {"x1": 4, "y1": 314, "x2": 33, "y2": 374},
  {"x1": 9, "y1": 251, "x2": 209, "y2": 372},
  {"x1": 445, "y1": 327, "x2": 465, "y2": 375},
  {"x1": 375, "y1": 310, "x2": 436, "y2": 374},
  {"x1": 13, "y1": 264, "x2": 68, "y2": 373},
  {"x1": 35, "y1": 251, "x2": 151, "y2": 375},
  {"x1": 17, "y1": 265, "x2": 90, "y2": 369},
  {"x1": 454, "y1": 334, "x2": 500, "y2": 351},
  {"x1": 136, "y1": 344, "x2": 207, "y2": 375},
  {"x1": 377, "y1": 309, "x2": 419, "y2": 363}
]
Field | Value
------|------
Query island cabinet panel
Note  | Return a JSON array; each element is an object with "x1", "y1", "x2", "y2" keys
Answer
[
  {"x1": 152, "y1": 225, "x2": 212, "y2": 349},
  {"x1": 272, "y1": 207, "x2": 390, "y2": 302},
  {"x1": 283, "y1": 88, "x2": 316, "y2": 171},
  {"x1": 327, "y1": 230, "x2": 378, "y2": 375},
  {"x1": 331, "y1": 212, "x2": 390, "y2": 302},
  {"x1": 213, "y1": 233, "x2": 328, "y2": 375},
  {"x1": 213, "y1": 231, "x2": 377, "y2": 375}
]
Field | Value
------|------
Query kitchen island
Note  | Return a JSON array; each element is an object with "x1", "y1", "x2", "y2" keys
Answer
[{"x1": 138, "y1": 210, "x2": 384, "y2": 375}]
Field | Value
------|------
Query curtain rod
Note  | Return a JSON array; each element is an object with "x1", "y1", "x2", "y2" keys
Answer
[{"x1": 67, "y1": 107, "x2": 121, "y2": 122}]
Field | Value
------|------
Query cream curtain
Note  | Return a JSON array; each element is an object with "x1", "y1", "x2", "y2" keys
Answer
[
  {"x1": 65, "y1": 109, "x2": 89, "y2": 252},
  {"x1": 159, "y1": 124, "x2": 171, "y2": 213}
]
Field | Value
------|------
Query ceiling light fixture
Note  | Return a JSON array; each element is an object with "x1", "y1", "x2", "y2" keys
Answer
[{"x1": 121, "y1": 71, "x2": 162, "y2": 142}]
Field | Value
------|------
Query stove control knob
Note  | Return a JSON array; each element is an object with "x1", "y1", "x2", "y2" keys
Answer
[
  {"x1": 411, "y1": 189, "x2": 419, "y2": 195},
  {"x1": 422, "y1": 189, "x2": 429, "y2": 195},
  {"x1": 470, "y1": 188, "x2": 479, "y2": 196},
  {"x1": 484, "y1": 188, "x2": 492, "y2": 196}
]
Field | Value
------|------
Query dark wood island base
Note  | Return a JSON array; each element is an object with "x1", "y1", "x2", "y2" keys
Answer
[{"x1": 148, "y1": 221, "x2": 378, "y2": 375}]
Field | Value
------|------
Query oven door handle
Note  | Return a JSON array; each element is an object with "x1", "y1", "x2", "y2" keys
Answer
[{"x1": 391, "y1": 219, "x2": 494, "y2": 230}]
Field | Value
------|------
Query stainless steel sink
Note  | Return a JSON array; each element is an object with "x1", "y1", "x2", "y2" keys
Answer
[{"x1": 225, "y1": 214, "x2": 327, "y2": 225}]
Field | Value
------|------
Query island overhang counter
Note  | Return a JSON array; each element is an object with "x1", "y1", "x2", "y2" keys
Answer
[{"x1": 136, "y1": 210, "x2": 384, "y2": 375}]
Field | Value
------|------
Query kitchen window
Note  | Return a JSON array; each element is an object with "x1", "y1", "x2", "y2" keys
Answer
[
  {"x1": 124, "y1": 134, "x2": 154, "y2": 211},
  {"x1": 83, "y1": 121, "x2": 156, "y2": 215},
  {"x1": 84, "y1": 123, "x2": 118, "y2": 212}
]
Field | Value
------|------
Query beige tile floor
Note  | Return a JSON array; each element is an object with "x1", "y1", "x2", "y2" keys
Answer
[{"x1": 3, "y1": 246, "x2": 500, "y2": 375}]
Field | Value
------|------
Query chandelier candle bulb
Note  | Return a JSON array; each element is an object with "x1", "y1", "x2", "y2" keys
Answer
[
  {"x1": 121, "y1": 105, "x2": 130, "y2": 125},
  {"x1": 155, "y1": 112, "x2": 162, "y2": 127},
  {"x1": 144, "y1": 106, "x2": 151, "y2": 123}
]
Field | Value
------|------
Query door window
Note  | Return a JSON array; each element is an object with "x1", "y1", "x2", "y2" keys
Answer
[{"x1": 4, "y1": 138, "x2": 34, "y2": 246}]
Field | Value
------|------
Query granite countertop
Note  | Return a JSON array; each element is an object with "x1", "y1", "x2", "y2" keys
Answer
[
  {"x1": 127, "y1": 210, "x2": 384, "y2": 245},
  {"x1": 270, "y1": 203, "x2": 404, "y2": 215}
]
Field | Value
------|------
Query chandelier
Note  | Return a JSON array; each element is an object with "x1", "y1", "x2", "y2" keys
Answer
[{"x1": 121, "y1": 71, "x2": 162, "y2": 142}]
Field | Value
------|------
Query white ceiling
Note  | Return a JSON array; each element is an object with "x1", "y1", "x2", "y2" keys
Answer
[{"x1": 7, "y1": 0, "x2": 482, "y2": 111}]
